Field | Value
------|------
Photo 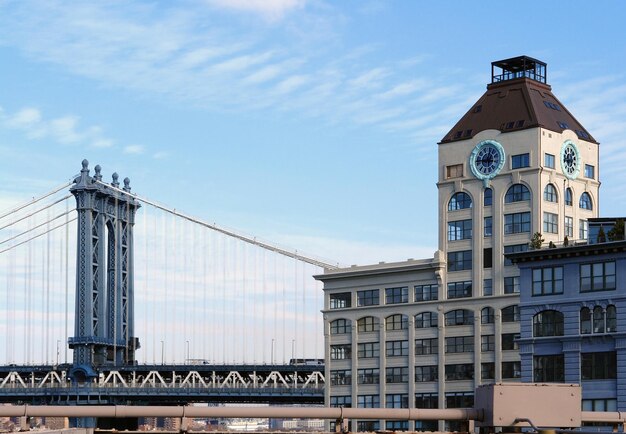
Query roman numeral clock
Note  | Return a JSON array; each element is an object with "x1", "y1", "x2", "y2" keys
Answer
[{"x1": 470, "y1": 139, "x2": 506, "y2": 185}]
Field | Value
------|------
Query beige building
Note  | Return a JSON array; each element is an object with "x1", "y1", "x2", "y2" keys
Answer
[{"x1": 316, "y1": 56, "x2": 599, "y2": 432}]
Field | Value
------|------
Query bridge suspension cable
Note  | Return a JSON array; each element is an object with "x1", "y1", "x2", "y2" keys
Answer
[{"x1": 0, "y1": 181, "x2": 73, "y2": 221}]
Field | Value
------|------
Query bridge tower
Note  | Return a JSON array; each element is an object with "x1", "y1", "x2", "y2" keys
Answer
[{"x1": 69, "y1": 160, "x2": 141, "y2": 381}]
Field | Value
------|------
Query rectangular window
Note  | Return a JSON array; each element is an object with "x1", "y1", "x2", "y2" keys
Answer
[
  {"x1": 483, "y1": 248, "x2": 492, "y2": 268},
  {"x1": 386, "y1": 340, "x2": 409, "y2": 357},
  {"x1": 415, "y1": 393, "x2": 438, "y2": 409},
  {"x1": 534, "y1": 355, "x2": 564, "y2": 382},
  {"x1": 545, "y1": 153, "x2": 555, "y2": 169},
  {"x1": 483, "y1": 278, "x2": 493, "y2": 296},
  {"x1": 481, "y1": 362, "x2": 495, "y2": 380},
  {"x1": 330, "y1": 292, "x2": 351, "y2": 309},
  {"x1": 504, "y1": 276, "x2": 519, "y2": 294},
  {"x1": 581, "y1": 352, "x2": 616, "y2": 380},
  {"x1": 386, "y1": 421, "x2": 409, "y2": 431},
  {"x1": 543, "y1": 212, "x2": 558, "y2": 234},
  {"x1": 447, "y1": 250, "x2": 472, "y2": 271},
  {"x1": 415, "y1": 338, "x2": 438, "y2": 356},
  {"x1": 357, "y1": 394, "x2": 380, "y2": 408},
  {"x1": 582, "y1": 399, "x2": 618, "y2": 412},
  {"x1": 511, "y1": 153, "x2": 530, "y2": 169},
  {"x1": 445, "y1": 364, "x2": 474, "y2": 381},
  {"x1": 565, "y1": 216, "x2": 573, "y2": 238},
  {"x1": 385, "y1": 286, "x2": 408, "y2": 304},
  {"x1": 445, "y1": 336, "x2": 474, "y2": 353},
  {"x1": 357, "y1": 368, "x2": 380, "y2": 384},
  {"x1": 585, "y1": 164, "x2": 595, "y2": 179},
  {"x1": 532, "y1": 266, "x2": 564, "y2": 295},
  {"x1": 330, "y1": 370, "x2": 352, "y2": 386},
  {"x1": 580, "y1": 261, "x2": 616, "y2": 292},
  {"x1": 448, "y1": 219, "x2": 472, "y2": 241},
  {"x1": 358, "y1": 316, "x2": 379, "y2": 332},
  {"x1": 481, "y1": 335, "x2": 495, "y2": 352},
  {"x1": 357, "y1": 342, "x2": 379, "y2": 359},
  {"x1": 386, "y1": 394, "x2": 409, "y2": 409},
  {"x1": 415, "y1": 284, "x2": 438, "y2": 302},
  {"x1": 415, "y1": 365, "x2": 438, "y2": 382},
  {"x1": 330, "y1": 344, "x2": 351, "y2": 360},
  {"x1": 484, "y1": 216, "x2": 492, "y2": 237},
  {"x1": 502, "y1": 333, "x2": 520, "y2": 351},
  {"x1": 330, "y1": 396, "x2": 352, "y2": 408},
  {"x1": 580, "y1": 219, "x2": 589, "y2": 240},
  {"x1": 447, "y1": 281, "x2": 472, "y2": 299},
  {"x1": 504, "y1": 212, "x2": 531, "y2": 234},
  {"x1": 446, "y1": 164, "x2": 463, "y2": 179},
  {"x1": 357, "y1": 422, "x2": 380, "y2": 432},
  {"x1": 385, "y1": 367, "x2": 408, "y2": 383},
  {"x1": 357, "y1": 289, "x2": 379, "y2": 306},
  {"x1": 502, "y1": 361, "x2": 521, "y2": 379},
  {"x1": 446, "y1": 392, "x2": 474, "y2": 409},
  {"x1": 504, "y1": 244, "x2": 528, "y2": 266}
]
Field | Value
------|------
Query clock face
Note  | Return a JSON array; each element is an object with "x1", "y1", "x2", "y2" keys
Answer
[
  {"x1": 470, "y1": 140, "x2": 505, "y2": 181},
  {"x1": 560, "y1": 140, "x2": 580, "y2": 180}
]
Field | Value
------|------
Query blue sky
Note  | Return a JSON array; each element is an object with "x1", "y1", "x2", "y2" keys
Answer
[{"x1": 1, "y1": 0, "x2": 626, "y2": 266}]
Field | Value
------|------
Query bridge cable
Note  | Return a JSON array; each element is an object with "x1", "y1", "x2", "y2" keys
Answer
[
  {"x1": 0, "y1": 181, "x2": 73, "y2": 221},
  {"x1": 0, "y1": 194, "x2": 72, "y2": 231},
  {"x1": 0, "y1": 209, "x2": 74, "y2": 246},
  {"x1": 0, "y1": 217, "x2": 76, "y2": 254}
]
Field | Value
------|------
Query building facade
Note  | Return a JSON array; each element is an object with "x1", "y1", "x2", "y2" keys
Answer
[{"x1": 316, "y1": 56, "x2": 601, "y2": 431}]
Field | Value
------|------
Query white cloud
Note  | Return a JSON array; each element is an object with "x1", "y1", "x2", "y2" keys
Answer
[
  {"x1": 205, "y1": 0, "x2": 307, "y2": 20},
  {"x1": 124, "y1": 144, "x2": 145, "y2": 155}
]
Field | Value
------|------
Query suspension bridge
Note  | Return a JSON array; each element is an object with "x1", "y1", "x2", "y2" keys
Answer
[{"x1": 0, "y1": 160, "x2": 335, "y2": 411}]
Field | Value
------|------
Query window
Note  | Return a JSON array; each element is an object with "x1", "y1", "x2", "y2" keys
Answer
[
  {"x1": 448, "y1": 219, "x2": 472, "y2": 241},
  {"x1": 533, "y1": 310, "x2": 564, "y2": 337},
  {"x1": 357, "y1": 342, "x2": 379, "y2": 358},
  {"x1": 330, "y1": 292, "x2": 351, "y2": 309},
  {"x1": 545, "y1": 153, "x2": 555, "y2": 168},
  {"x1": 385, "y1": 286, "x2": 408, "y2": 304},
  {"x1": 483, "y1": 279, "x2": 493, "y2": 296},
  {"x1": 505, "y1": 184, "x2": 530, "y2": 203},
  {"x1": 585, "y1": 164, "x2": 595, "y2": 179},
  {"x1": 483, "y1": 248, "x2": 492, "y2": 268},
  {"x1": 580, "y1": 307, "x2": 591, "y2": 334},
  {"x1": 357, "y1": 395, "x2": 380, "y2": 408},
  {"x1": 565, "y1": 188, "x2": 573, "y2": 206},
  {"x1": 357, "y1": 316, "x2": 379, "y2": 332},
  {"x1": 504, "y1": 212, "x2": 531, "y2": 234},
  {"x1": 581, "y1": 261, "x2": 616, "y2": 291},
  {"x1": 386, "y1": 314, "x2": 408, "y2": 331},
  {"x1": 504, "y1": 244, "x2": 528, "y2": 266},
  {"x1": 583, "y1": 399, "x2": 617, "y2": 412},
  {"x1": 580, "y1": 192, "x2": 593, "y2": 210},
  {"x1": 502, "y1": 333, "x2": 519, "y2": 351},
  {"x1": 502, "y1": 305, "x2": 520, "y2": 322},
  {"x1": 511, "y1": 153, "x2": 530, "y2": 169},
  {"x1": 481, "y1": 335, "x2": 494, "y2": 352},
  {"x1": 446, "y1": 392, "x2": 474, "y2": 408},
  {"x1": 532, "y1": 266, "x2": 564, "y2": 295},
  {"x1": 415, "y1": 312, "x2": 437, "y2": 329},
  {"x1": 357, "y1": 368, "x2": 380, "y2": 384},
  {"x1": 449, "y1": 192, "x2": 472, "y2": 210},
  {"x1": 415, "y1": 284, "x2": 438, "y2": 302},
  {"x1": 330, "y1": 319, "x2": 351, "y2": 334},
  {"x1": 445, "y1": 336, "x2": 474, "y2": 353},
  {"x1": 447, "y1": 250, "x2": 472, "y2": 271},
  {"x1": 386, "y1": 421, "x2": 409, "y2": 431},
  {"x1": 447, "y1": 281, "x2": 472, "y2": 299},
  {"x1": 357, "y1": 422, "x2": 379, "y2": 432},
  {"x1": 386, "y1": 367, "x2": 408, "y2": 383},
  {"x1": 557, "y1": 121, "x2": 569, "y2": 129},
  {"x1": 415, "y1": 366, "x2": 438, "y2": 382},
  {"x1": 582, "y1": 306, "x2": 617, "y2": 333},
  {"x1": 445, "y1": 364, "x2": 474, "y2": 381},
  {"x1": 484, "y1": 216, "x2": 492, "y2": 237},
  {"x1": 445, "y1": 309, "x2": 473, "y2": 326},
  {"x1": 543, "y1": 212, "x2": 558, "y2": 234},
  {"x1": 330, "y1": 370, "x2": 352, "y2": 386},
  {"x1": 502, "y1": 361, "x2": 521, "y2": 379},
  {"x1": 580, "y1": 219, "x2": 589, "y2": 239},
  {"x1": 607, "y1": 305, "x2": 617, "y2": 332},
  {"x1": 415, "y1": 338, "x2": 438, "y2": 356},
  {"x1": 534, "y1": 355, "x2": 564, "y2": 382},
  {"x1": 330, "y1": 395, "x2": 352, "y2": 408},
  {"x1": 484, "y1": 188, "x2": 492, "y2": 206},
  {"x1": 593, "y1": 306, "x2": 604, "y2": 333},
  {"x1": 481, "y1": 362, "x2": 495, "y2": 380},
  {"x1": 386, "y1": 394, "x2": 409, "y2": 408},
  {"x1": 330, "y1": 344, "x2": 351, "y2": 360},
  {"x1": 565, "y1": 216, "x2": 573, "y2": 238},
  {"x1": 504, "y1": 276, "x2": 519, "y2": 294},
  {"x1": 544, "y1": 184, "x2": 558, "y2": 202},
  {"x1": 446, "y1": 164, "x2": 464, "y2": 179},
  {"x1": 357, "y1": 289, "x2": 379, "y2": 306},
  {"x1": 481, "y1": 307, "x2": 494, "y2": 324},
  {"x1": 581, "y1": 352, "x2": 616, "y2": 380},
  {"x1": 415, "y1": 393, "x2": 438, "y2": 409},
  {"x1": 386, "y1": 340, "x2": 409, "y2": 357}
]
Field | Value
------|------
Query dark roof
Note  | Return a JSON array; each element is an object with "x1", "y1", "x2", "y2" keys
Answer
[
  {"x1": 440, "y1": 77, "x2": 597, "y2": 144},
  {"x1": 507, "y1": 240, "x2": 626, "y2": 264}
]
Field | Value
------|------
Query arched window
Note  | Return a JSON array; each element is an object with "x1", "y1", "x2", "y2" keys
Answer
[
  {"x1": 580, "y1": 192, "x2": 593, "y2": 210},
  {"x1": 330, "y1": 319, "x2": 351, "y2": 334},
  {"x1": 415, "y1": 312, "x2": 437, "y2": 329},
  {"x1": 533, "y1": 310, "x2": 564, "y2": 337},
  {"x1": 505, "y1": 184, "x2": 530, "y2": 203},
  {"x1": 449, "y1": 192, "x2": 472, "y2": 210},
  {"x1": 386, "y1": 314, "x2": 408, "y2": 331},
  {"x1": 580, "y1": 307, "x2": 591, "y2": 334},
  {"x1": 481, "y1": 307, "x2": 494, "y2": 324},
  {"x1": 502, "y1": 305, "x2": 520, "y2": 323},
  {"x1": 357, "y1": 316, "x2": 379, "y2": 333},
  {"x1": 444, "y1": 309, "x2": 473, "y2": 326},
  {"x1": 544, "y1": 184, "x2": 558, "y2": 202},
  {"x1": 593, "y1": 306, "x2": 604, "y2": 333},
  {"x1": 565, "y1": 188, "x2": 573, "y2": 206},
  {"x1": 484, "y1": 188, "x2": 493, "y2": 206},
  {"x1": 607, "y1": 305, "x2": 617, "y2": 332}
]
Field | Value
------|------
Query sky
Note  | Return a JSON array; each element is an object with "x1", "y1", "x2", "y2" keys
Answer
[{"x1": 1, "y1": 0, "x2": 626, "y2": 267}]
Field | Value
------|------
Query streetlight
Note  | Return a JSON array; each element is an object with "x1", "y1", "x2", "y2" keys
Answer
[
  {"x1": 185, "y1": 341, "x2": 190, "y2": 365},
  {"x1": 160, "y1": 341, "x2": 164, "y2": 365}
]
